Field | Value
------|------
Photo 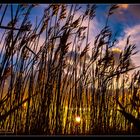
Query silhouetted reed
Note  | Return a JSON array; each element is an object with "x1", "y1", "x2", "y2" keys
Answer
[{"x1": 0, "y1": 4, "x2": 140, "y2": 135}]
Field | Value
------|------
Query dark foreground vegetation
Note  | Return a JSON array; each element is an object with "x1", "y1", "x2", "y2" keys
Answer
[{"x1": 0, "y1": 4, "x2": 140, "y2": 135}]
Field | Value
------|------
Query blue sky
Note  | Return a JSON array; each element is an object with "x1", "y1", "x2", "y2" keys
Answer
[
  {"x1": 1, "y1": 4, "x2": 140, "y2": 38},
  {"x1": 1, "y1": 4, "x2": 140, "y2": 69}
]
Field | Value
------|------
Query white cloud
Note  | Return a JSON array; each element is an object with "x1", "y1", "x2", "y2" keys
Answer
[
  {"x1": 0, "y1": 4, "x2": 102, "y2": 70},
  {"x1": 117, "y1": 24, "x2": 140, "y2": 49},
  {"x1": 116, "y1": 24, "x2": 140, "y2": 70},
  {"x1": 67, "y1": 9, "x2": 101, "y2": 56}
]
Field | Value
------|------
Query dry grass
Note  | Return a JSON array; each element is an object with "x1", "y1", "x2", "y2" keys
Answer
[{"x1": 0, "y1": 4, "x2": 140, "y2": 135}]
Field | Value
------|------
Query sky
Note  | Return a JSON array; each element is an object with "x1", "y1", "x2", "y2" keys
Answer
[
  {"x1": 1, "y1": 4, "x2": 140, "y2": 70},
  {"x1": 94, "y1": 4, "x2": 140, "y2": 71}
]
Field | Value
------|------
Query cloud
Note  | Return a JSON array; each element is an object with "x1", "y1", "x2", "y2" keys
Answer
[
  {"x1": 128, "y1": 5, "x2": 140, "y2": 19},
  {"x1": 117, "y1": 24, "x2": 140, "y2": 49},
  {"x1": 116, "y1": 24, "x2": 140, "y2": 69},
  {"x1": 112, "y1": 4, "x2": 140, "y2": 24},
  {"x1": 118, "y1": 4, "x2": 129, "y2": 10},
  {"x1": 67, "y1": 8, "x2": 101, "y2": 56},
  {"x1": 110, "y1": 47, "x2": 134, "y2": 70},
  {"x1": 111, "y1": 48, "x2": 122, "y2": 65}
]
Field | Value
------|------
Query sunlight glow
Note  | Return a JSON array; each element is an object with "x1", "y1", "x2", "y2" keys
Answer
[
  {"x1": 23, "y1": 103, "x2": 27, "y2": 109},
  {"x1": 75, "y1": 116, "x2": 81, "y2": 123},
  {"x1": 112, "y1": 48, "x2": 122, "y2": 53},
  {"x1": 65, "y1": 106, "x2": 68, "y2": 110},
  {"x1": 119, "y1": 4, "x2": 129, "y2": 9}
]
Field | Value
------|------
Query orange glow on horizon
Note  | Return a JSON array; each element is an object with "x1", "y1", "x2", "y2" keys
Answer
[{"x1": 119, "y1": 4, "x2": 129, "y2": 10}]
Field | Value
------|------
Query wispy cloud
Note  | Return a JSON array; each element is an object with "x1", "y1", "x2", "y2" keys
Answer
[
  {"x1": 67, "y1": 9, "x2": 101, "y2": 55},
  {"x1": 117, "y1": 24, "x2": 140, "y2": 68},
  {"x1": 117, "y1": 24, "x2": 140, "y2": 49}
]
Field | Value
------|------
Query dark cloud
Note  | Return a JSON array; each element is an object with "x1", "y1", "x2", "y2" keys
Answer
[
  {"x1": 128, "y1": 5, "x2": 140, "y2": 19},
  {"x1": 112, "y1": 4, "x2": 140, "y2": 25}
]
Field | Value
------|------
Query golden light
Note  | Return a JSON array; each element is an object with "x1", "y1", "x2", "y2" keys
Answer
[
  {"x1": 118, "y1": 4, "x2": 129, "y2": 10},
  {"x1": 23, "y1": 102, "x2": 27, "y2": 109},
  {"x1": 75, "y1": 116, "x2": 81, "y2": 123},
  {"x1": 111, "y1": 48, "x2": 122, "y2": 53},
  {"x1": 65, "y1": 106, "x2": 68, "y2": 110}
]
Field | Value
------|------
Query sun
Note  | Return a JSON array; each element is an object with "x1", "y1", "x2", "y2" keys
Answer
[{"x1": 75, "y1": 116, "x2": 81, "y2": 123}]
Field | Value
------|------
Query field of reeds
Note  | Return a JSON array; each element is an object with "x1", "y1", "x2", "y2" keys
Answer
[{"x1": 0, "y1": 4, "x2": 140, "y2": 135}]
